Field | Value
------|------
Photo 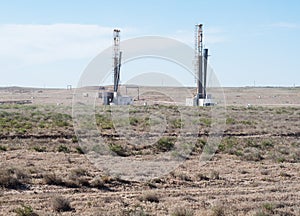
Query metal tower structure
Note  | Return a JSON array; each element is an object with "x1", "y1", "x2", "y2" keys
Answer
[
  {"x1": 102, "y1": 29, "x2": 133, "y2": 105},
  {"x1": 195, "y1": 24, "x2": 209, "y2": 102},
  {"x1": 195, "y1": 24, "x2": 204, "y2": 100},
  {"x1": 113, "y1": 29, "x2": 122, "y2": 95},
  {"x1": 187, "y1": 24, "x2": 212, "y2": 107},
  {"x1": 203, "y1": 48, "x2": 208, "y2": 98}
]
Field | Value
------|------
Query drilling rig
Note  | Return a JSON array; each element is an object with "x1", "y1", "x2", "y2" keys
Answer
[
  {"x1": 102, "y1": 29, "x2": 133, "y2": 105},
  {"x1": 113, "y1": 29, "x2": 122, "y2": 98},
  {"x1": 186, "y1": 24, "x2": 212, "y2": 106}
]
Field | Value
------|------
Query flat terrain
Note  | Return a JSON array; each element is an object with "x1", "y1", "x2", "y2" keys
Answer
[
  {"x1": 0, "y1": 87, "x2": 299, "y2": 216},
  {"x1": 1, "y1": 86, "x2": 300, "y2": 106}
]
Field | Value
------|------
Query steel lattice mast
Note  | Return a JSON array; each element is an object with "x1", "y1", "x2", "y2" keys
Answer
[{"x1": 113, "y1": 29, "x2": 122, "y2": 94}]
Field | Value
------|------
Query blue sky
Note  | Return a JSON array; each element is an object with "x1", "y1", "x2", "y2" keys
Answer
[{"x1": 0, "y1": 0, "x2": 299, "y2": 87}]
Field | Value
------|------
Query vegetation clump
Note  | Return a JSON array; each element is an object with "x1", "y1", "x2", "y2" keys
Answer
[
  {"x1": 171, "y1": 207, "x2": 194, "y2": 216},
  {"x1": 57, "y1": 145, "x2": 70, "y2": 153},
  {"x1": 139, "y1": 192, "x2": 159, "y2": 203},
  {"x1": 0, "y1": 167, "x2": 29, "y2": 189},
  {"x1": 14, "y1": 204, "x2": 38, "y2": 216},
  {"x1": 156, "y1": 137, "x2": 175, "y2": 152},
  {"x1": 52, "y1": 196, "x2": 72, "y2": 212}
]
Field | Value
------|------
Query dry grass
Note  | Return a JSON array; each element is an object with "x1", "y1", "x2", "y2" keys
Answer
[
  {"x1": 139, "y1": 192, "x2": 160, "y2": 203},
  {"x1": 52, "y1": 196, "x2": 72, "y2": 212},
  {"x1": 0, "y1": 167, "x2": 29, "y2": 189},
  {"x1": 90, "y1": 177, "x2": 105, "y2": 189},
  {"x1": 14, "y1": 204, "x2": 38, "y2": 216},
  {"x1": 211, "y1": 206, "x2": 225, "y2": 216},
  {"x1": 43, "y1": 173, "x2": 64, "y2": 186},
  {"x1": 171, "y1": 207, "x2": 194, "y2": 216},
  {"x1": 0, "y1": 88, "x2": 299, "y2": 215}
]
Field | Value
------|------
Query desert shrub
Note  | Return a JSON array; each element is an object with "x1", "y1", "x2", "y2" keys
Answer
[
  {"x1": 171, "y1": 119, "x2": 182, "y2": 129},
  {"x1": 43, "y1": 173, "x2": 63, "y2": 186},
  {"x1": 240, "y1": 120, "x2": 254, "y2": 125},
  {"x1": 240, "y1": 170, "x2": 249, "y2": 174},
  {"x1": 201, "y1": 118, "x2": 211, "y2": 126},
  {"x1": 196, "y1": 138, "x2": 207, "y2": 149},
  {"x1": 292, "y1": 150, "x2": 300, "y2": 163},
  {"x1": 278, "y1": 147, "x2": 289, "y2": 155},
  {"x1": 144, "y1": 181, "x2": 157, "y2": 189},
  {"x1": 260, "y1": 170, "x2": 270, "y2": 175},
  {"x1": 66, "y1": 168, "x2": 90, "y2": 187},
  {"x1": 151, "y1": 178, "x2": 163, "y2": 184},
  {"x1": 38, "y1": 122, "x2": 46, "y2": 128},
  {"x1": 276, "y1": 157, "x2": 286, "y2": 163},
  {"x1": 75, "y1": 146, "x2": 84, "y2": 154},
  {"x1": 101, "y1": 175, "x2": 113, "y2": 183},
  {"x1": 17, "y1": 128, "x2": 27, "y2": 134},
  {"x1": 123, "y1": 206, "x2": 148, "y2": 216},
  {"x1": 15, "y1": 170, "x2": 27, "y2": 181},
  {"x1": 156, "y1": 137, "x2": 175, "y2": 152},
  {"x1": 24, "y1": 105, "x2": 38, "y2": 111},
  {"x1": 60, "y1": 179, "x2": 79, "y2": 188},
  {"x1": 109, "y1": 144, "x2": 127, "y2": 156},
  {"x1": 139, "y1": 192, "x2": 159, "y2": 203},
  {"x1": 234, "y1": 150, "x2": 243, "y2": 156},
  {"x1": 279, "y1": 171, "x2": 291, "y2": 178},
  {"x1": 51, "y1": 113, "x2": 71, "y2": 127},
  {"x1": 0, "y1": 171, "x2": 19, "y2": 188},
  {"x1": 177, "y1": 173, "x2": 191, "y2": 181},
  {"x1": 70, "y1": 168, "x2": 88, "y2": 177},
  {"x1": 71, "y1": 136, "x2": 79, "y2": 143},
  {"x1": 218, "y1": 137, "x2": 238, "y2": 153},
  {"x1": 269, "y1": 152, "x2": 286, "y2": 163},
  {"x1": 0, "y1": 167, "x2": 29, "y2": 189},
  {"x1": 14, "y1": 204, "x2": 38, "y2": 216},
  {"x1": 210, "y1": 170, "x2": 220, "y2": 180},
  {"x1": 95, "y1": 114, "x2": 113, "y2": 129},
  {"x1": 197, "y1": 173, "x2": 210, "y2": 181},
  {"x1": 256, "y1": 202, "x2": 275, "y2": 215},
  {"x1": 55, "y1": 120, "x2": 69, "y2": 127},
  {"x1": 275, "y1": 107, "x2": 289, "y2": 114},
  {"x1": 43, "y1": 171, "x2": 84, "y2": 188},
  {"x1": 57, "y1": 145, "x2": 69, "y2": 153},
  {"x1": 262, "y1": 203, "x2": 274, "y2": 212},
  {"x1": 90, "y1": 177, "x2": 110, "y2": 190},
  {"x1": 90, "y1": 178, "x2": 104, "y2": 188},
  {"x1": 246, "y1": 139, "x2": 260, "y2": 148},
  {"x1": 52, "y1": 196, "x2": 72, "y2": 212},
  {"x1": 0, "y1": 145, "x2": 7, "y2": 151},
  {"x1": 226, "y1": 117, "x2": 236, "y2": 125},
  {"x1": 171, "y1": 207, "x2": 194, "y2": 216},
  {"x1": 243, "y1": 148, "x2": 264, "y2": 161},
  {"x1": 33, "y1": 146, "x2": 46, "y2": 152},
  {"x1": 129, "y1": 117, "x2": 139, "y2": 126},
  {"x1": 254, "y1": 211, "x2": 269, "y2": 216},
  {"x1": 212, "y1": 205, "x2": 225, "y2": 216}
]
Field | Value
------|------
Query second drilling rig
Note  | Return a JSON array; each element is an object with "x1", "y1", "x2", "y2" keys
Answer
[{"x1": 102, "y1": 29, "x2": 133, "y2": 105}]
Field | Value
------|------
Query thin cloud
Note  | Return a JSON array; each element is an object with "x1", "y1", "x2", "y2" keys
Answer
[
  {"x1": 271, "y1": 22, "x2": 299, "y2": 29},
  {"x1": 0, "y1": 24, "x2": 224, "y2": 68},
  {"x1": 0, "y1": 24, "x2": 135, "y2": 65}
]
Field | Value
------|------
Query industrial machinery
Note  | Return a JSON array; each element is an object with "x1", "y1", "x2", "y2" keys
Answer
[
  {"x1": 186, "y1": 24, "x2": 213, "y2": 106},
  {"x1": 102, "y1": 29, "x2": 133, "y2": 105}
]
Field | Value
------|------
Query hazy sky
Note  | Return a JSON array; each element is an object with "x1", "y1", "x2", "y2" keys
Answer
[{"x1": 0, "y1": 0, "x2": 299, "y2": 87}]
